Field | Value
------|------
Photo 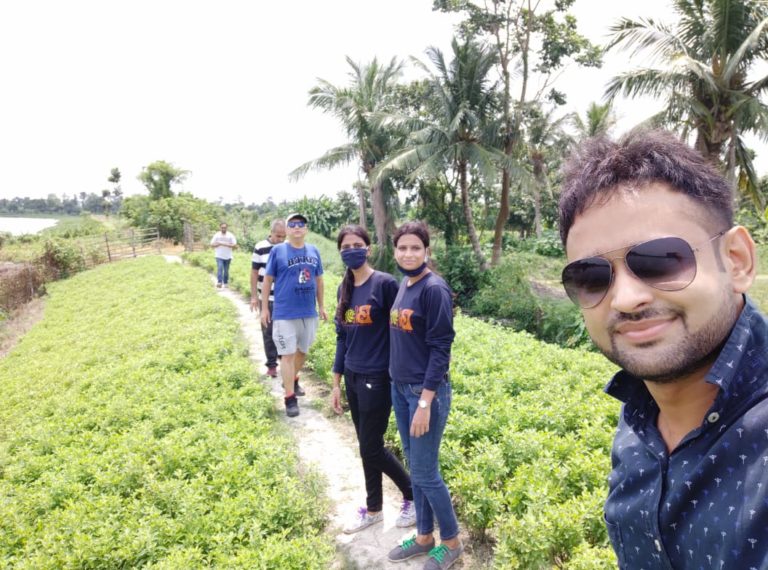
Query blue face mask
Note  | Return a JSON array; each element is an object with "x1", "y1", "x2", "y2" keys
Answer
[
  {"x1": 341, "y1": 248, "x2": 368, "y2": 270},
  {"x1": 396, "y1": 262, "x2": 428, "y2": 277}
]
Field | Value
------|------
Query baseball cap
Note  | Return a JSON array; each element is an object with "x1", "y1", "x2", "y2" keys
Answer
[{"x1": 286, "y1": 213, "x2": 308, "y2": 224}]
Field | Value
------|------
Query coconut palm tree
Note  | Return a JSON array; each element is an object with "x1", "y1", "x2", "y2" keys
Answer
[
  {"x1": 378, "y1": 38, "x2": 507, "y2": 270},
  {"x1": 572, "y1": 101, "x2": 617, "y2": 139},
  {"x1": 290, "y1": 57, "x2": 403, "y2": 263},
  {"x1": 605, "y1": 0, "x2": 768, "y2": 207}
]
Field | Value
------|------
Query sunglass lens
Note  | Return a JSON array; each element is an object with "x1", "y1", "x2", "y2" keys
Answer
[
  {"x1": 562, "y1": 257, "x2": 612, "y2": 308},
  {"x1": 626, "y1": 237, "x2": 696, "y2": 291}
]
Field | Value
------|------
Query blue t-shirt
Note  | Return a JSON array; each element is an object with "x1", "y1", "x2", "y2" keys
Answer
[
  {"x1": 604, "y1": 298, "x2": 768, "y2": 569},
  {"x1": 265, "y1": 242, "x2": 324, "y2": 320},
  {"x1": 333, "y1": 271, "x2": 398, "y2": 376},
  {"x1": 389, "y1": 272, "x2": 455, "y2": 391}
]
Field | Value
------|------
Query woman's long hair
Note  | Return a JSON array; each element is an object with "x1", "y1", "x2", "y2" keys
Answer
[{"x1": 335, "y1": 225, "x2": 372, "y2": 324}]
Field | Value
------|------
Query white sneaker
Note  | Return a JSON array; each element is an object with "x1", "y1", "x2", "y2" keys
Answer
[
  {"x1": 395, "y1": 498, "x2": 417, "y2": 527},
  {"x1": 343, "y1": 507, "x2": 383, "y2": 534}
]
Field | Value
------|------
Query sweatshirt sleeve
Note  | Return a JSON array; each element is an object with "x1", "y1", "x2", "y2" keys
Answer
[
  {"x1": 382, "y1": 274, "x2": 399, "y2": 312},
  {"x1": 422, "y1": 280, "x2": 455, "y2": 391},
  {"x1": 332, "y1": 284, "x2": 346, "y2": 375}
]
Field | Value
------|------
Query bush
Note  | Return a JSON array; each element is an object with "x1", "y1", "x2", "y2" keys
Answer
[
  {"x1": 0, "y1": 262, "x2": 45, "y2": 312},
  {"x1": 470, "y1": 259, "x2": 591, "y2": 349},
  {"x1": 40, "y1": 239, "x2": 86, "y2": 279},
  {"x1": 438, "y1": 245, "x2": 491, "y2": 305}
]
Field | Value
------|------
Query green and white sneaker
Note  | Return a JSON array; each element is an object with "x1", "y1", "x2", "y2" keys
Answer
[
  {"x1": 423, "y1": 542, "x2": 464, "y2": 570},
  {"x1": 387, "y1": 534, "x2": 435, "y2": 563}
]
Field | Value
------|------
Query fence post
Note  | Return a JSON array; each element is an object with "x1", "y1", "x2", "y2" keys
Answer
[
  {"x1": 131, "y1": 229, "x2": 137, "y2": 258},
  {"x1": 156, "y1": 227, "x2": 162, "y2": 254},
  {"x1": 104, "y1": 233, "x2": 112, "y2": 262}
]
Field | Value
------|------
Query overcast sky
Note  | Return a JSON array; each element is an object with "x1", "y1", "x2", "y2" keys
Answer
[{"x1": 0, "y1": 0, "x2": 764, "y2": 205}]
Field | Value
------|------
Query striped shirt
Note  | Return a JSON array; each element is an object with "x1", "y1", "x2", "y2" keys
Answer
[{"x1": 252, "y1": 237, "x2": 277, "y2": 302}]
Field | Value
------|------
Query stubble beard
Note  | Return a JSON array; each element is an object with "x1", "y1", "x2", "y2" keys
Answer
[{"x1": 597, "y1": 295, "x2": 740, "y2": 384}]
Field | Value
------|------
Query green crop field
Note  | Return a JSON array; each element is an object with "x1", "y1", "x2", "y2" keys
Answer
[{"x1": 0, "y1": 257, "x2": 333, "y2": 569}]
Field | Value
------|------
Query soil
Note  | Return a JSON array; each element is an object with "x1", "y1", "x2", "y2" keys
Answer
[{"x1": 0, "y1": 297, "x2": 45, "y2": 358}]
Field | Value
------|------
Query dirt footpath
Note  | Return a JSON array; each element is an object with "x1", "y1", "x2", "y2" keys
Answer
[{"x1": 213, "y1": 283, "x2": 434, "y2": 570}]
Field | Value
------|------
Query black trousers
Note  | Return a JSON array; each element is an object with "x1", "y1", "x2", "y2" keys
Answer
[
  {"x1": 344, "y1": 370, "x2": 413, "y2": 511},
  {"x1": 260, "y1": 301, "x2": 278, "y2": 368}
]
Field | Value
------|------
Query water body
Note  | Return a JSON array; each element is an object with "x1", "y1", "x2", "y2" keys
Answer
[{"x1": 0, "y1": 217, "x2": 59, "y2": 236}]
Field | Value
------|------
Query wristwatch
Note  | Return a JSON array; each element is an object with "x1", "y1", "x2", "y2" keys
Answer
[{"x1": 418, "y1": 399, "x2": 429, "y2": 409}]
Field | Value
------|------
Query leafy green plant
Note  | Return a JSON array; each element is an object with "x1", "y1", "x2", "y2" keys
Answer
[
  {"x1": 40, "y1": 238, "x2": 87, "y2": 278},
  {"x1": 0, "y1": 257, "x2": 333, "y2": 568}
]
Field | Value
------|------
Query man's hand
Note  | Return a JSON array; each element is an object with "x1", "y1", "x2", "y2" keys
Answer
[
  {"x1": 319, "y1": 308, "x2": 328, "y2": 321},
  {"x1": 250, "y1": 298, "x2": 259, "y2": 312},
  {"x1": 261, "y1": 305, "x2": 271, "y2": 327}
]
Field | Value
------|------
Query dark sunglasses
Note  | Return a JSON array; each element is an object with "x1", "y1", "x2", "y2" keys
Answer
[
  {"x1": 287, "y1": 220, "x2": 306, "y2": 228},
  {"x1": 562, "y1": 232, "x2": 726, "y2": 309}
]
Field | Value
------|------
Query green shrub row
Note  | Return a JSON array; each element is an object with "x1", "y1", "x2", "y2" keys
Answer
[{"x1": 0, "y1": 257, "x2": 333, "y2": 569}]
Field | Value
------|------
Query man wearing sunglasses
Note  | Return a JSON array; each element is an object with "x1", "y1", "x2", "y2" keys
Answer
[
  {"x1": 261, "y1": 213, "x2": 328, "y2": 417},
  {"x1": 559, "y1": 130, "x2": 765, "y2": 569}
]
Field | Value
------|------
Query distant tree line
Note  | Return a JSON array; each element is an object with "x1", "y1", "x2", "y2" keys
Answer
[{"x1": 0, "y1": 192, "x2": 122, "y2": 216}]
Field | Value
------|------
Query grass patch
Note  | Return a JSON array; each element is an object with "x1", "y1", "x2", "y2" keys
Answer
[{"x1": 0, "y1": 257, "x2": 332, "y2": 568}]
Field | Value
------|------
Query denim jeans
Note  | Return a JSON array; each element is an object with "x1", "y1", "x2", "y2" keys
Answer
[
  {"x1": 391, "y1": 380, "x2": 459, "y2": 540},
  {"x1": 215, "y1": 257, "x2": 231, "y2": 284},
  {"x1": 260, "y1": 301, "x2": 278, "y2": 368},
  {"x1": 345, "y1": 371, "x2": 412, "y2": 511}
]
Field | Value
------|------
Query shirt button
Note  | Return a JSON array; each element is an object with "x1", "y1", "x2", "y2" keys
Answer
[
  {"x1": 654, "y1": 539, "x2": 662, "y2": 552},
  {"x1": 707, "y1": 412, "x2": 720, "y2": 423}
]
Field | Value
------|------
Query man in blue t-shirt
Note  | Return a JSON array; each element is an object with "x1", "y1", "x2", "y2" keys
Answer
[{"x1": 261, "y1": 213, "x2": 327, "y2": 417}]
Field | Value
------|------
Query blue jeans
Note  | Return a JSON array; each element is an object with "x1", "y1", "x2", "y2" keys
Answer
[
  {"x1": 391, "y1": 380, "x2": 459, "y2": 540},
  {"x1": 215, "y1": 257, "x2": 231, "y2": 284}
]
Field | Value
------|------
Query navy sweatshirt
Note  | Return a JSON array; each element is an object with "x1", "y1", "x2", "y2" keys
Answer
[
  {"x1": 389, "y1": 272, "x2": 455, "y2": 391},
  {"x1": 332, "y1": 271, "x2": 399, "y2": 376}
]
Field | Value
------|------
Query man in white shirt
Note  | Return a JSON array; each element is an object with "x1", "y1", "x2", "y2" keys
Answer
[{"x1": 210, "y1": 222, "x2": 237, "y2": 288}]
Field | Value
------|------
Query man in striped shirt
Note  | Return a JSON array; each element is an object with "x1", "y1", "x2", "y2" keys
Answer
[{"x1": 250, "y1": 219, "x2": 286, "y2": 377}]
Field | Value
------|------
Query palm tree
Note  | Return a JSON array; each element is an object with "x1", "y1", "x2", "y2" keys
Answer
[
  {"x1": 290, "y1": 57, "x2": 403, "y2": 262},
  {"x1": 605, "y1": 0, "x2": 768, "y2": 207},
  {"x1": 572, "y1": 101, "x2": 617, "y2": 139},
  {"x1": 378, "y1": 38, "x2": 505, "y2": 270},
  {"x1": 522, "y1": 104, "x2": 572, "y2": 237}
]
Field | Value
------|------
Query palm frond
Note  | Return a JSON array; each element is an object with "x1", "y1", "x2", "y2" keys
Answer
[
  {"x1": 721, "y1": 16, "x2": 768, "y2": 84},
  {"x1": 288, "y1": 144, "x2": 359, "y2": 181}
]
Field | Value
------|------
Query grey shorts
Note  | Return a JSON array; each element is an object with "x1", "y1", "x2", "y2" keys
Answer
[{"x1": 272, "y1": 318, "x2": 319, "y2": 355}]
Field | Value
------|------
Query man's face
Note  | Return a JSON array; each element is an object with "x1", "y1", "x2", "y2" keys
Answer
[
  {"x1": 270, "y1": 225, "x2": 286, "y2": 243},
  {"x1": 565, "y1": 183, "x2": 741, "y2": 383},
  {"x1": 220, "y1": 224, "x2": 227, "y2": 233},
  {"x1": 286, "y1": 218, "x2": 307, "y2": 239}
]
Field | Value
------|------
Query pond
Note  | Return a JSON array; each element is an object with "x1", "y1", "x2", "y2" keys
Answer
[{"x1": 0, "y1": 217, "x2": 59, "y2": 236}]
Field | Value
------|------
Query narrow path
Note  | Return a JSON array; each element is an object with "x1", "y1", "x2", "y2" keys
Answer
[{"x1": 213, "y1": 283, "x2": 425, "y2": 569}]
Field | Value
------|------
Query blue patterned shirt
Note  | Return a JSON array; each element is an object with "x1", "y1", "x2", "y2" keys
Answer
[{"x1": 604, "y1": 298, "x2": 768, "y2": 569}]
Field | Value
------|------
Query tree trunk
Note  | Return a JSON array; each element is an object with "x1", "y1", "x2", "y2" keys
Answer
[
  {"x1": 355, "y1": 182, "x2": 367, "y2": 230},
  {"x1": 370, "y1": 179, "x2": 393, "y2": 269},
  {"x1": 533, "y1": 154, "x2": 545, "y2": 238},
  {"x1": 459, "y1": 162, "x2": 488, "y2": 270},
  {"x1": 491, "y1": 150, "x2": 512, "y2": 266}
]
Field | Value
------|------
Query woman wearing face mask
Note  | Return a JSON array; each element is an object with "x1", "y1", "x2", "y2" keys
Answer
[
  {"x1": 387, "y1": 221, "x2": 462, "y2": 570},
  {"x1": 331, "y1": 224, "x2": 416, "y2": 534}
]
